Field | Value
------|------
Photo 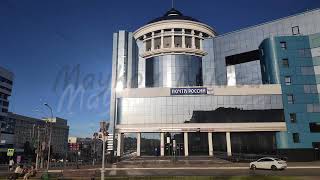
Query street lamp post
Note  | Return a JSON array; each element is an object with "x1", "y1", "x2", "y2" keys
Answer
[
  {"x1": 44, "y1": 103, "x2": 53, "y2": 171},
  {"x1": 94, "y1": 121, "x2": 109, "y2": 180}
]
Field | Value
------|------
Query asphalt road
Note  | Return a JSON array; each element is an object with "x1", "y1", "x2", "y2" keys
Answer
[
  {"x1": 3, "y1": 162, "x2": 320, "y2": 179},
  {"x1": 2, "y1": 167, "x2": 320, "y2": 179},
  {"x1": 102, "y1": 168, "x2": 320, "y2": 177},
  {"x1": 46, "y1": 166, "x2": 320, "y2": 178}
]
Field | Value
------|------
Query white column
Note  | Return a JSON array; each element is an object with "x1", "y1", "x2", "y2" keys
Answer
[
  {"x1": 182, "y1": 29, "x2": 186, "y2": 48},
  {"x1": 226, "y1": 132, "x2": 232, "y2": 156},
  {"x1": 184, "y1": 132, "x2": 189, "y2": 157},
  {"x1": 151, "y1": 32, "x2": 155, "y2": 51},
  {"x1": 143, "y1": 35, "x2": 147, "y2": 51},
  {"x1": 160, "y1": 30, "x2": 164, "y2": 49},
  {"x1": 191, "y1": 30, "x2": 195, "y2": 49},
  {"x1": 117, "y1": 133, "x2": 123, "y2": 157},
  {"x1": 160, "y1": 132, "x2": 165, "y2": 156},
  {"x1": 199, "y1": 33, "x2": 203, "y2": 50},
  {"x1": 208, "y1": 132, "x2": 213, "y2": 157},
  {"x1": 137, "y1": 133, "x2": 141, "y2": 157},
  {"x1": 171, "y1": 29, "x2": 175, "y2": 48}
]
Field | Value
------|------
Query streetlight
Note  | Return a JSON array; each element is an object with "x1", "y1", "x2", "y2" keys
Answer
[
  {"x1": 93, "y1": 121, "x2": 109, "y2": 180},
  {"x1": 44, "y1": 103, "x2": 53, "y2": 171}
]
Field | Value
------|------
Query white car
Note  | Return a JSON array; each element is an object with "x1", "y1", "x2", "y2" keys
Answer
[{"x1": 250, "y1": 157, "x2": 287, "y2": 170}]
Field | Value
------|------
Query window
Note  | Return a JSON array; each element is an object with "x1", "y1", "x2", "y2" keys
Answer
[
  {"x1": 280, "y1": 42, "x2": 287, "y2": 50},
  {"x1": 2, "y1": 101, "x2": 9, "y2": 107},
  {"x1": 304, "y1": 85, "x2": 318, "y2": 94},
  {"x1": 163, "y1": 36, "x2": 171, "y2": 48},
  {"x1": 309, "y1": 123, "x2": 320, "y2": 133},
  {"x1": 185, "y1": 36, "x2": 192, "y2": 48},
  {"x1": 307, "y1": 104, "x2": 320, "y2": 112},
  {"x1": 282, "y1": 58, "x2": 289, "y2": 67},
  {"x1": 290, "y1": 113, "x2": 296, "y2": 123},
  {"x1": 0, "y1": 77, "x2": 13, "y2": 85},
  {"x1": 154, "y1": 37, "x2": 161, "y2": 49},
  {"x1": 301, "y1": 67, "x2": 314, "y2": 75},
  {"x1": 174, "y1": 36, "x2": 182, "y2": 48},
  {"x1": 195, "y1": 37, "x2": 200, "y2": 49},
  {"x1": 293, "y1": 133, "x2": 300, "y2": 143},
  {"x1": 287, "y1": 94, "x2": 294, "y2": 104},
  {"x1": 146, "y1": 40, "x2": 152, "y2": 51},
  {"x1": 292, "y1": 26, "x2": 300, "y2": 35},
  {"x1": 258, "y1": 158, "x2": 273, "y2": 162},
  {"x1": 285, "y1": 76, "x2": 291, "y2": 85},
  {"x1": 225, "y1": 50, "x2": 260, "y2": 66},
  {"x1": 298, "y1": 49, "x2": 312, "y2": 58}
]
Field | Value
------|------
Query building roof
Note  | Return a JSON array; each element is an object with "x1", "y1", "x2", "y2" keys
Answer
[{"x1": 148, "y1": 8, "x2": 200, "y2": 24}]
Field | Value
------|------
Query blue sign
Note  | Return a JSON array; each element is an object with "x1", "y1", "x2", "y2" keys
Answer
[{"x1": 170, "y1": 88, "x2": 207, "y2": 95}]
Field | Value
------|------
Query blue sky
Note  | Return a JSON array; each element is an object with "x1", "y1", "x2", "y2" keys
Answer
[{"x1": 0, "y1": 0, "x2": 319, "y2": 137}]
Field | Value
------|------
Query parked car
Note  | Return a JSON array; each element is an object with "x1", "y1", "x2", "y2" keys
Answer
[{"x1": 250, "y1": 157, "x2": 287, "y2": 170}]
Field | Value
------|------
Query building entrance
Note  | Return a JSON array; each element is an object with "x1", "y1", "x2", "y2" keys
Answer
[{"x1": 164, "y1": 132, "x2": 184, "y2": 156}]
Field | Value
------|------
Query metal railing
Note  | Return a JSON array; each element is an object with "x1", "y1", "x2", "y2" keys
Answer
[{"x1": 48, "y1": 161, "x2": 101, "y2": 169}]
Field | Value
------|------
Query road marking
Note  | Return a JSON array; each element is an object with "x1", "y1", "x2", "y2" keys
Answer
[
  {"x1": 287, "y1": 166, "x2": 320, "y2": 169},
  {"x1": 104, "y1": 167, "x2": 249, "y2": 170},
  {"x1": 47, "y1": 166, "x2": 320, "y2": 172}
]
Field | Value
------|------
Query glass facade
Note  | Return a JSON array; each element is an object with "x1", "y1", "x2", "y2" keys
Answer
[
  {"x1": 145, "y1": 54, "x2": 203, "y2": 87},
  {"x1": 207, "y1": 9, "x2": 320, "y2": 86},
  {"x1": 189, "y1": 132, "x2": 208, "y2": 156},
  {"x1": 141, "y1": 133, "x2": 160, "y2": 156},
  {"x1": 235, "y1": 60, "x2": 262, "y2": 85},
  {"x1": 110, "y1": 8, "x2": 320, "y2": 159},
  {"x1": 117, "y1": 95, "x2": 283, "y2": 125},
  {"x1": 123, "y1": 133, "x2": 137, "y2": 155},
  {"x1": 230, "y1": 132, "x2": 276, "y2": 154}
]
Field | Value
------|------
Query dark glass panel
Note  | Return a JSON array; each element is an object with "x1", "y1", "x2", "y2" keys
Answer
[
  {"x1": 188, "y1": 132, "x2": 208, "y2": 156},
  {"x1": 141, "y1": 133, "x2": 160, "y2": 156}
]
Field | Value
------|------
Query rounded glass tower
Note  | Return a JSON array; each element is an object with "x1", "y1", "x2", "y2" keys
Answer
[{"x1": 133, "y1": 8, "x2": 217, "y2": 88}]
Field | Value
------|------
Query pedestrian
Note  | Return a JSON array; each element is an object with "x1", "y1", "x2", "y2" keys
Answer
[
  {"x1": 11, "y1": 164, "x2": 23, "y2": 180},
  {"x1": 23, "y1": 165, "x2": 36, "y2": 180},
  {"x1": 9, "y1": 158, "x2": 14, "y2": 171}
]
